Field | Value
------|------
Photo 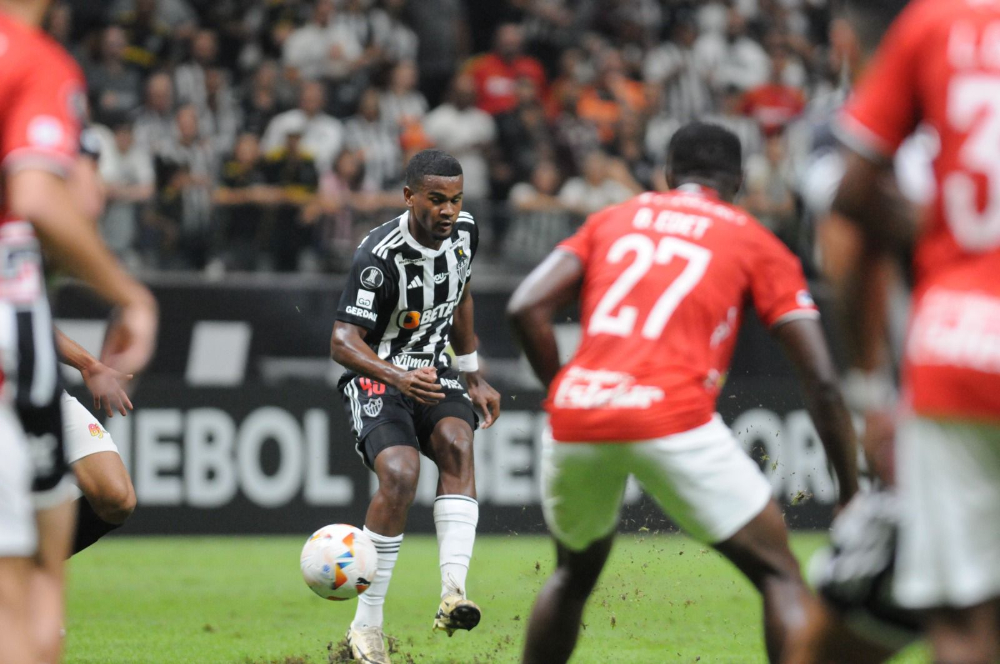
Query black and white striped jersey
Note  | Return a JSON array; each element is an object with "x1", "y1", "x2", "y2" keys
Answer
[{"x1": 336, "y1": 210, "x2": 477, "y2": 384}]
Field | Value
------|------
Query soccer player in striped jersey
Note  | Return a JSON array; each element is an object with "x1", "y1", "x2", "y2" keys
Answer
[{"x1": 331, "y1": 149, "x2": 501, "y2": 664}]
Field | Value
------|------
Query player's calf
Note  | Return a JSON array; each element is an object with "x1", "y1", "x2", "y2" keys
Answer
[{"x1": 522, "y1": 536, "x2": 614, "y2": 664}]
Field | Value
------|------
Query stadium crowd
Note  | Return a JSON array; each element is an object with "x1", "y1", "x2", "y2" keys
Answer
[{"x1": 58, "y1": 0, "x2": 839, "y2": 273}]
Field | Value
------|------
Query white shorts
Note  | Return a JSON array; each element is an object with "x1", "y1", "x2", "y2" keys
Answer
[
  {"x1": 542, "y1": 414, "x2": 774, "y2": 550},
  {"x1": 0, "y1": 403, "x2": 38, "y2": 557},
  {"x1": 61, "y1": 391, "x2": 119, "y2": 465},
  {"x1": 894, "y1": 415, "x2": 1000, "y2": 609}
]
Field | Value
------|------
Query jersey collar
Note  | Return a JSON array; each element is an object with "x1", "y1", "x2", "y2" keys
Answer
[
  {"x1": 676, "y1": 183, "x2": 720, "y2": 199},
  {"x1": 399, "y1": 211, "x2": 454, "y2": 257}
]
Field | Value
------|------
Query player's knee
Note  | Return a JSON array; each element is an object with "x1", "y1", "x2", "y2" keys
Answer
[
  {"x1": 434, "y1": 433, "x2": 474, "y2": 475},
  {"x1": 91, "y1": 478, "x2": 136, "y2": 525},
  {"x1": 375, "y1": 453, "x2": 420, "y2": 506}
]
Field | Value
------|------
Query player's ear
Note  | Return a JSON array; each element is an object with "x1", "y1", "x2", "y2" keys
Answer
[{"x1": 403, "y1": 185, "x2": 414, "y2": 209}]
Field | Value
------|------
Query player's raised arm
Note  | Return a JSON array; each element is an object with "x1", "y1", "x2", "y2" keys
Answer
[
  {"x1": 54, "y1": 329, "x2": 133, "y2": 417},
  {"x1": 507, "y1": 249, "x2": 584, "y2": 387},
  {"x1": 451, "y1": 287, "x2": 500, "y2": 428},
  {"x1": 330, "y1": 321, "x2": 443, "y2": 405},
  {"x1": 772, "y1": 318, "x2": 859, "y2": 505}
]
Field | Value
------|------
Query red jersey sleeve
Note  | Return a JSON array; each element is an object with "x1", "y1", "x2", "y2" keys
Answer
[
  {"x1": 747, "y1": 227, "x2": 819, "y2": 328},
  {"x1": 557, "y1": 209, "x2": 607, "y2": 265},
  {"x1": 838, "y1": 4, "x2": 926, "y2": 159},
  {"x1": 1, "y1": 47, "x2": 84, "y2": 177}
]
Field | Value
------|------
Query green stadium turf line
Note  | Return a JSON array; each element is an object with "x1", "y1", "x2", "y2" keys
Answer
[{"x1": 64, "y1": 533, "x2": 928, "y2": 663}]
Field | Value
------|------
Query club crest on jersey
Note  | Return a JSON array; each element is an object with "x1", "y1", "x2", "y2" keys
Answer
[
  {"x1": 796, "y1": 290, "x2": 815, "y2": 308},
  {"x1": 362, "y1": 397, "x2": 383, "y2": 418},
  {"x1": 360, "y1": 266, "x2": 384, "y2": 289},
  {"x1": 454, "y1": 246, "x2": 468, "y2": 267},
  {"x1": 398, "y1": 310, "x2": 421, "y2": 329}
]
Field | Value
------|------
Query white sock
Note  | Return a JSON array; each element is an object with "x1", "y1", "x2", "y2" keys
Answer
[
  {"x1": 434, "y1": 495, "x2": 478, "y2": 598},
  {"x1": 352, "y1": 527, "x2": 402, "y2": 629}
]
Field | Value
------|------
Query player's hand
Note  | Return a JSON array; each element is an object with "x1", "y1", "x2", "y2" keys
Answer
[
  {"x1": 82, "y1": 362, "x2": 133, "y2": 417},
  {"x1": 100, "y1": 288, "x2": 159, "y2": 377},
  {"x1": 396, "y1": 367, "x2": 444, "y2": 405},
  {"x1": 465, "y1": 372, "x2": 500, "y2": 429}
]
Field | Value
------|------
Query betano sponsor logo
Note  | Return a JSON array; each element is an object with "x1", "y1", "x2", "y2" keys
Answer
[{"x1": 396, "y1": 300, "x2": 458, "y2": 330}]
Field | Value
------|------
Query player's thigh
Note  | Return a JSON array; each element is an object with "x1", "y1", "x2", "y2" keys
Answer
[
  {"x1": 541, "y1": 430, "x2": 630, "y2": 552},
  {"x1": 341, "y1": 376, "x2": 420, "y2": 470},
  {"x1": 630, "y1": 415, "x2": 773, "y2": 545},
  {"x1": 72, "y1": 452, "x2": 135, "y2": 515},
  {"x1": 894, "y1": 416, "x2": 1000, "y2": 610},
  {"x1": 0, "y1": 404, "x2": 37, "y2": 559},
  {"x1": 62, "y1": 391, "x2": 121, "y2": 467}
]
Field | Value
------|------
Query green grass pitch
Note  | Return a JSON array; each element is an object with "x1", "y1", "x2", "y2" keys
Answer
[{"x1": 64, "y1": 534, "x2": 927, "y2": 663}]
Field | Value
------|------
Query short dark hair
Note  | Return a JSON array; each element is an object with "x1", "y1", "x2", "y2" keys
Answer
[
  {"x1": 667, "y1": 122, "x2": 742, "y2": 182},
  {"x1": 405, "y1": 149, "x2": 463, "y2": 189},
  {"x1": 841, "y1": 0, "x2": 909, "y2": 56}
]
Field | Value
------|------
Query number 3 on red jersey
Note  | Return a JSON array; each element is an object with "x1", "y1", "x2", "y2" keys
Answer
[
  {"x1": 589, "y1": 233, "x2": 711, "y2": 339},
  {"x1": 945, "y1": 74, "x2": 1000, "y2": 251}
]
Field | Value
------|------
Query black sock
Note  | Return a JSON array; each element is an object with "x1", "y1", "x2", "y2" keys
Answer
[{"x1": 70, "y1": 498, "x2": 123, "y2": 556}]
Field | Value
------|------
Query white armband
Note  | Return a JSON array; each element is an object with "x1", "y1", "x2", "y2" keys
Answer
[{"x1": 455, "y1": 351, "x2": 479, "y2": 373}]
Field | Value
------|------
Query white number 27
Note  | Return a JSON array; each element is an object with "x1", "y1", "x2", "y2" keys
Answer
[{"x1": 588, "y1": 233, "x2": 711, "y2": 339}]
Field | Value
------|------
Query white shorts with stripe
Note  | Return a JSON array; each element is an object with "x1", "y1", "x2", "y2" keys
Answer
[
  {"x1": 894, "y1": 415, "x2": 1000, "y2": 609},
  {"x1": 541, "y1": 414, "x2": 773, "y2": 550},
  {"x1": 0, "y1": 402, "x2": 38, "y2": 556}
]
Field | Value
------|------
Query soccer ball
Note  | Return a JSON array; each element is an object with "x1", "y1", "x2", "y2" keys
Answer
[{"x1": 300, "y1": 524, "x2": 377, "y2": 601}]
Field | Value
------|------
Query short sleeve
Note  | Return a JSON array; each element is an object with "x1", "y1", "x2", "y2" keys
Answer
[
  {"x1": 747, "y1": 229, "x2": 819, "y2": 329},
  {"x1": 336, "y1": 249, "x2": 397, "y2": 330},
  {"x1": 557, "y1": 209, "x2": 605, "y2": 265},
  {"x1": 837, "y1": 7, "x2": 924, "y2": 159},
  {"x1": 1, "y1": 51, "x2": 84, "y2": 177}
]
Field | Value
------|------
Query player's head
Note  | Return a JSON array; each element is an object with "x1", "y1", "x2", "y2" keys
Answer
[
  {"x1": 403, "y1": 149, "x2": 464, "y2": 243},
  {"x1": 665, "y1": 122, "x2": 743, "y2": 202}
]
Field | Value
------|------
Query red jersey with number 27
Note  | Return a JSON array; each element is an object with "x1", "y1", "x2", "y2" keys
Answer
[
  {"x1": 840, "y1": 0, "x2": 1000, "y2": 422},
  {"x1": 546, "y1": 187, "x2": 818, "y2": 443}
]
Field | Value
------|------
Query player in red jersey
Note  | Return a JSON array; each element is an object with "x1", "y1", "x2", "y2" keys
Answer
[
  {"x1": 509, "y1": 123, "x2": 858, "y2": 664},
  {"x1": 832, "y1": 0, "x2": 1000, "y2": 661},
  {"x1": 0, "y1": 2, "x2": 157, "y2": 662}
]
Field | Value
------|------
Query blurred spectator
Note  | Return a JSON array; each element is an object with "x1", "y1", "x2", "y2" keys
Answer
[
  {"x1": 643, "y1": 19, "x2": 711, "y2": 124},
  {"x1": 160, "y1": 104, "x2": 218, "y2": 267},
  {"x1": 344, "y1": 87, "x2": 402, "y2": 192},
  {"x1": 319, "y1": 150, "x2": 404, "y2": 263},
  {"x1": 262, "y1": 127, "x2": 321, "y2": 271},
  {"x1": 694, "y1": 8, "x2": 770, "y2": 92},
  {"x1": 240, "y1": 61, "x2": 284, "y2": 136},
  {"x1": 93, "y1": 118, "x2": 155, "y2": 262},
  {"x1": 558, "y1": 150, "x2": 634, "y2": 217},
  {"x1": 404, "y1": 0, "x2": 470, "y2": 107},
  {"x1": 496, "y1": 76, "x2": 555, "y2": 183},
  {"x1": 45, "y1": 2, "x2": 74, "y2": 49},
  {"x1": 739, "y1": 45, "x2": 806, "y2": 136},
  {"x1": 743, "y1": 132, "x2": 798, "y2": 245},
  {"x1": 132, "y1": 72, "x2": 177, "y2": 156},
  {"x1": 513, "y1": 0, "x2": 586, "y2": 72},
  {"x1": 116, "y1": 0, "x2": 174, "y2": 73},
  {"x1": 86, "y1": 26, "x2": 144, "y2": 120},
  {"x1": 379, "y1": 60, "x2": 428, "y2": 135},
  {"x1": 702, "y1": 84, "x2": 765, "y2": 160},
  {"x1": 282, "y1": 0, "x2": 362, "y2": 82},
  {"x1": 261, "y1": 81, "x2": 344, "y2": 173},
  {"x1": 464, "y1": 23, "x2": 547, "y2": 116},
  {"x1": 212, "y1": 133, "x2": 274, "y2": 271},
  {"x1": 576, "y1": 49, "x2": 647, "y2": 147},
  {"x1": 615, "y1": 110, "x2": 656, "y2": 191},
  {"x1": 423, "y1": 74, "x2": 497, "y2": 201},
  {"x1": 371, "y1": 0, "x2": 419, "y2": 64},
  {"x1": 552, "y1": 79, "x2": 601, "y2": 175},
  {"x1": 200, "y1": 68, "x2": 240, "y2": 155},
  {"x1": 506, "y1": 160, "x2": 573, "y2": 262},
  {"x1": 174, "y1": 28, "x2": 218, "y2": 111},
  {"x1": 546, "y1": 48, "x2": 590, "y2": 117}
]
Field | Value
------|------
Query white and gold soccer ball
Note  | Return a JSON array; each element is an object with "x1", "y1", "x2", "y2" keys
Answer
[{"x1": 300, "y1": 524, "x2": 377, "y2": 601}]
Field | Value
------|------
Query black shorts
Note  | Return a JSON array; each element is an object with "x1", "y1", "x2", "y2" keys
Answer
[
  {"x1": 340, "y1": 367, "x2": 478, "y2": 470},
  {"x1": 18, "y1": 397, "x2": 68, "y2": 500}
]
